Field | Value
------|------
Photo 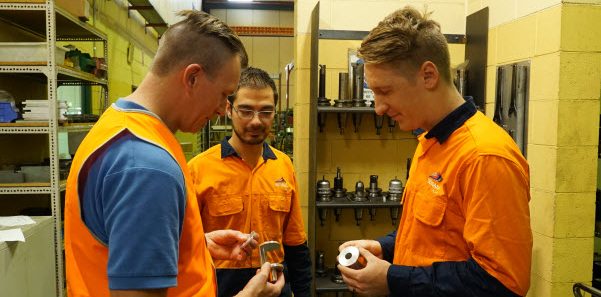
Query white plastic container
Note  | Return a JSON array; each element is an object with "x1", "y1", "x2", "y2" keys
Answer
[{"x1": 0, "y1": 42, "x2": 67, "y2": 65}]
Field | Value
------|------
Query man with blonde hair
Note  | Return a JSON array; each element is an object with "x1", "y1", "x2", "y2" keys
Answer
[{"x1": 338, "y1": 7, "x2": 532, "y2": 297}]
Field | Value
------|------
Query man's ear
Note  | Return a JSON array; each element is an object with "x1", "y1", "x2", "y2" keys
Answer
[
  {"x1": 226, "y1": 100, "x2": 232, "y2": 118},
  {"x1": 421, "y1": 61, "x2": 439, "y2": 89},
  {"x1": 183, "y1": 64, "x2": 203, "y2": 88}
]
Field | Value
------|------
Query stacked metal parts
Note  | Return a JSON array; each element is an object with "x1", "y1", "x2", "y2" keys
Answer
[
  {"x1": 315, "y1": 167, "x2": 404, "y2": 226},
  {"x1": 316, "y1": 64, "x2": 398, "y2": 135}
]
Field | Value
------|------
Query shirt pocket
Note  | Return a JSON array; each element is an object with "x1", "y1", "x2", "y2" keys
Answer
[
  {"x1": 414, "y1": 191, "x2": 447, "y2": 226},
  {"x1": 410, "y1": 190, "x2": 449, "y2": 258},
  {"x1": 207, "y1": 194, "x2": 244, "y2": 217},
  {"x1": 268, "y1": 192, "x2": 292, "y2": 213}
]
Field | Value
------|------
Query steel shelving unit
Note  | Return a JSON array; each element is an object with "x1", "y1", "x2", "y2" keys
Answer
[{"x1": 0, "y1": 1, "x2": 108, "y2": 296}]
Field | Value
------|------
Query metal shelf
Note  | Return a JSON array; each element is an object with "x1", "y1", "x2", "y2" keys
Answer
[
  {"x1": 58, "y1": 122, "x2": 94, "y2": 133},
  {"x1": 0, "y1": 122, "x2": 50, "y2": 134},
  {"x1": 57, "y1": 65, "x2": 107, "y2": 85},
  {"x1": 0, "y1": 183, "x2": 52, "y2": 194},
  {"x1": 316, "y1": 198, "x2": 402, "y2": 208},
  {"x1": 315, "y1": 269, "x2": 350, "y2": 293},
  {"x1": 0, "y1": 4, "x2": 107, "y2": 40},
  {"x1": 317, "y1": 106, "x2": 375, "y2": 113},
  {"x1": 0, "y1": 64, "x2": 107, "y2": 85},
  {"x1": 0, "y1": 180, "x2": 67, "y2": 193}
]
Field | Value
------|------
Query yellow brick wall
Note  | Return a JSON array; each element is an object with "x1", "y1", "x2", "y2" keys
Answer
[{"x1": 480, "y1": 2, "x2": 601, "y2": 296}]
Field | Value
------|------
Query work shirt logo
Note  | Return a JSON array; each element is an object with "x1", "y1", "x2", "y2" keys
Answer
[
  {"x1": 275, "y1": 177, "x2": 289, "y2": 190},
  {"x1": 427, "y1": 172, "x2": 443, "y2": 194},
  {"x1": 429, "y1": 172, "x2": 443, "y2": 182}
]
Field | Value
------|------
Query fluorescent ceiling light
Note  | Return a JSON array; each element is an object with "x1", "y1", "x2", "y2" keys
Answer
[{"x1": 228, "y1": 0, "x2": 253, "y2": 2}]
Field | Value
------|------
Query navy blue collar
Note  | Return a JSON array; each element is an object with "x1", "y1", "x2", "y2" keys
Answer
[
  {"x1": 115, "y1": 98, "x2": 148, "y2": 111},
  {"x1": 425, "y1": 100, "x2": 477, "y2": 144},
  {"x1": 220, "y1": 136, "x2": 277, "y2": 161}
]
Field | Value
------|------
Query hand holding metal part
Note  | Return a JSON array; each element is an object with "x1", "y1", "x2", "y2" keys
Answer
[
  {"x1": 259, "y1": 241, "x2": 283, "y2": 283},
  {"x1": 205, "y1": 230, "x2": 258, "y2": 261},
  {"x1": 337, "y1": 246, "x2": 391, "y2": 296}
]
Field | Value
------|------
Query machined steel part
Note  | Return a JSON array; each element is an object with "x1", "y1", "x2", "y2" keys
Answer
[
  {"x1": 337, "y1": 246, "x2": 366, "y2": 269},
  {"x1": 259, "y1": 241, "x2": 281, "y2": 282}
]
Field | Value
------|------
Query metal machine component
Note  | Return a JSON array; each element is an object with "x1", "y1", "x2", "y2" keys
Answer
[
  {"x1": 388, "y1": 177, "x2": 404, "y2": 225},
  {"x1": 317, "y1": 64, "x2": 330, "y2": 106},
  {"x1": 351, "y1": 63, "x2": 366, "y2": 107},
  {"x1": 337, "y1": 246, "x2": 366, "y2": 270},
  {"x1": 367, "y1": 175, "x2": 382, "y2": 201},
  {"x1": 374, "y1": 114, "x2": 384, "y2": 135},
  {"x1": 317, "y1": 66, "x2": 329, "y2": 132},
  {"x1": 388, "y1": 115, "x2": 396, "y2": 132},
  {"x1": 334, "y1": 73, "x2": 351, "y2": 134},
  {"x1": 352, "y1": 180, "x2": 368, "y2": 202},
  {"x1": 388, "y1": 177, "x2": 403, "y2": 202},
  {"x1": 333, "y1": 167, "x2": 347, "y2": 199},
  {"x1": 352, "y1": 113, "x2": 362, "y2": 132},
  {"x1": 331, "y1": 262, "x2": 345, "y2": 284},
  {"x1": 316, "y1": 250, "x2": 327, "y2": 277},
  {"x1": 351, "y1": 180, "x2": 367, "y2": 225},
  {"x1": 334, "y1": 73, "x2": 352, "y2": 108},
  {"x1": 316, "y1": 176, "x2": 332, "y2": 226},
  {"x1": 353, "y1": 208, "x2": 364, "y2": 226},
  {"x1": 259, "y1": 241, "x2": 281, "y2": 283}
]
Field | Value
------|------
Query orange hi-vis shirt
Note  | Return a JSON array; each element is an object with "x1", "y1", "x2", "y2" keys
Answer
[
  {"x1": 188, "y1": 139, "x2": 307, "y2": 269},
  {"x1": 64, "y1": 105, "x2": 217, "y2": 297},
  {"x1": 394, "y1": 111, "x2": 532, "y2": 296}
]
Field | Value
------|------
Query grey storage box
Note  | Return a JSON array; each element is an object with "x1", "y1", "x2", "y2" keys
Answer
[
  {"x1": 21, "y1": 166, "x2": 50, "y2": 183},
  {"x1": 0, "y1": 170, "x2": 25, "y2": 183}
]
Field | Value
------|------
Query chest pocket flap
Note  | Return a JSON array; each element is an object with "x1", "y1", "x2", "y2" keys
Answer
[
  {"x1": 207, "y1": 194, "x2": 244, "y2": 217},
  {"x1": 268, "y1": 193, "x2": 291, "y2": 212},
  {"x1": 413, "y1": 191, "x2": 447, "y2": 226}
]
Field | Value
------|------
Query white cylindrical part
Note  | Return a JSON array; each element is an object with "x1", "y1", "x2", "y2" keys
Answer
[{"x1": 337, "y1": 246, "x2": 365, "y2": 269}]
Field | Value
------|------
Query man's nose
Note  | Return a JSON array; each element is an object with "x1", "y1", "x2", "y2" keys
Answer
[{"x1": 373, "y1": 99, "x2": 388, "y2": 116}]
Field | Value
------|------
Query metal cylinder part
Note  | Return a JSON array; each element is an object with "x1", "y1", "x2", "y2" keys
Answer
[
  {"x1": 316, "y1": 176, "x2": 332, "y2": 202},
  {"x1": 388, "y1": 177, "x2": 403, "y2": 202},
  {"x1": 353, "y1": 63, "x2": 364, "y2": 100},
  {"x1": 319, "y1": 64, "x2": 326, "y2": 98},
  {"x1": 353, "y1": 180, "x2": 368, "y2": 202},
  {"x1": 369, "y1": 175, "x2": 378, "y2": 190},
  {"x1": 333, "y1": 168, "x2": 343, "y2": 190},
  {"x1": 337, "y1": 246, "x2": 366, "y2": 269},
  {"x1": 338, "y1": 73, "x2": 349, "y2": 100},
  {"x1": 316, "y1": 251, "x2": 327, "y2": 277}
]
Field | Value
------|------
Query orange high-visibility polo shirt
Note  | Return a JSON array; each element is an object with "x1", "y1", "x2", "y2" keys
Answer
[
  {"x1": 65, "y1": 105, "x2": 217, "y2": 297},
  {"x1": 188, "y1": 140, "x2": 307, "y2": 269},
  {"x1": 395, "y1": 111, "x2": 532, "y2": 296}
]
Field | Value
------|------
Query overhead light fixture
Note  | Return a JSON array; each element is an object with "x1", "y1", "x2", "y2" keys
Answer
[{"x1": 228, "y1": 0, "x2": 253, "y2": 2}]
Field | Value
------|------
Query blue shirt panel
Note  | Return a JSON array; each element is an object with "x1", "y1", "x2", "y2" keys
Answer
[{"x1": 81, "y1": 99, "x2": 186, "y2": 290}]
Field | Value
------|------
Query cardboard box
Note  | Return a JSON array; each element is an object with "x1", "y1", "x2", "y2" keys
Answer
[{"x1": 55, "y1": 0, "x2": 91, "y2": 22}]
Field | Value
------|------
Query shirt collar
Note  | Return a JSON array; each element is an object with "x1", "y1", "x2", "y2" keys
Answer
[
  {"x1": 220, "y1": 136, "x2": 277, "y2": 161},
  {"x1": 425, "y1": 99, "x2": 477, "y2": 144}
]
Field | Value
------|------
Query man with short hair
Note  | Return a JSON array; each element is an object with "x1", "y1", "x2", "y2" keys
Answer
[
  {"x1": 189, "y1": 67, "x2": 311, "y2": 297},
  {"x1": 65, "y1": 11, "x2": 283, "y2": 297},
  {"x1": 337, "y1": 7, "x2": 532, "y2": 297}
]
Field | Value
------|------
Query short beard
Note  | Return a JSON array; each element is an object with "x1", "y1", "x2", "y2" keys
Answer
[{"x1": 232, "y1": 125, "x2": 266, "y2": 145}]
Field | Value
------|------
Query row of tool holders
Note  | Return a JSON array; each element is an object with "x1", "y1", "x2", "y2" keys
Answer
[
  {"x1": 316, "y1": 64, "x2": 397, "y2": 134},
  {"x1": 316, "y1": 167, "x2": 404, "y2": 226}
]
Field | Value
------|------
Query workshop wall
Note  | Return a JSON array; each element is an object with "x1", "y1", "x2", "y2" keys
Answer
[
  {"x1": 210, "y1": 9, "x2": 295, "y2": 108},
  {"x1": 469, "y1": 1, "x2": 601, "y2": 296}
]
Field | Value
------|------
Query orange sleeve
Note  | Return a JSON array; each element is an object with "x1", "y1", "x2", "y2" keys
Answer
[{"x1": 460, "y1": 154, "x2": 532, "y2": 296}]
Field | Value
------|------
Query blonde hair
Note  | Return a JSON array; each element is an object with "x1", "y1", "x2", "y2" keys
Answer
[{"x1": 358, "y1": 6, "x2": 451, "y2": 83}]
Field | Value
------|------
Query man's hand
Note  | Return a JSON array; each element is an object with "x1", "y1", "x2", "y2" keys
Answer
[
  {"x1": 338, "y1": 247, "x2": 391, "y2": 297},
  {"x1": 205, "y1": 230, "x2": 258, "y2": 261},
  {"x1": 236, "y1": 262, "x2": 285, "y2": 297},
  {"x1": 339, "y1": 240, "x2": 383, "y2": 259}
]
